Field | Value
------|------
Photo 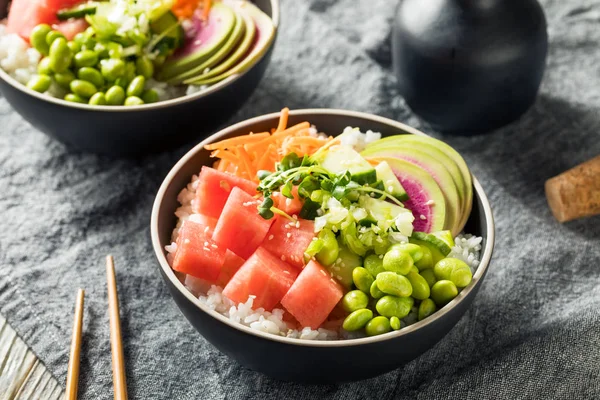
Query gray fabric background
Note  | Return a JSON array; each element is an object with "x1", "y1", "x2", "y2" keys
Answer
[{"x1": 1, "y1": 0, "x2": 600, "y2": 398}]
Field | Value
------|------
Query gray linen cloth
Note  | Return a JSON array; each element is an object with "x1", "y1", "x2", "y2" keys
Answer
[{"x1": 1, "y1": 0, "x2": 600, "y2": 398}]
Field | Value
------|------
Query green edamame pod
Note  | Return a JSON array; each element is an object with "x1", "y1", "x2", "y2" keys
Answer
[
  {"x1": 365, "y1": 316, "x2": 391, "y2": 336},
  {"x1": 389, "y1": 243, "x2": 424, "y2": 263},
  {"x1": 342, "y1": 290, "x2": 369, "y2": 313},
  {"x1": 383, "y1": 248, "x2": 413, "y2": 275},
  {"x1": 141, "y1": 89, "x2": 159, "y2": 104},
  {"x1": 45, "y1": 31, "x2": 65, "y2": 46},
  {"x1": 105, "y1": 86, "x2": 126, "y2": 105},
  {"x1": 89, "y1": 92, "x2": 107, "y2": 105},
  {"x1": 64, "y1": 93, "x2": 87, "y2": 103},
  {"x1": 376, "y1": 271, "x2": 412, "y2": 297},
  {"x1": 363, "y1": 254, "x2": 384, "y2": 277},
  {"x1": 431, "y1": 280, "x2": 458, "y2": 306},
  {"x1": 390, "y1": 316, "x2": 401, "y2": 330},
  {"x1": 30, "y1": 24, "x2": 52, "y2": 55},
  {"x1": 420, "y1": 268, "x2": 437, "y2": 289},
  {"x1": 70, "y1": 79, "x2": 97, "y2": 98},
  {"x1": 74, "y1": 50, "x2": 99, "y2": 68},
  {"x1": 415, "y1": 246, "x2": 434, "y2": 270},
  {"x1": 370, "y1": 280, "x2": 384, "y2": 299},
  {"x1": 100, "y1": 58, "x2": 126, "y2": 81},
  {"x1": 27, "y1": 75, "x2": 52, "y2": 93},
  {"x1": 136, "y1": 56, "x2": 155, "y2": 79},
  {"x1": 124, "y1": 96, "x2": 144, "y2": 106},
  {"x1": 406, "y1": 270, "x2": 430, "y2": 300},
  {"x1": 342, "y1": 309, "x2": 373, "y2": 332},
  {"x1": 48, "y1": 38, "x2": 72, "y2": 73},
  {"x1": 37, "y1": 58, "x2": 53, "y2": 75},
  {"x1": 126, "y1": 75, "x2": 146, "y2": 98},
  {"x1": 77, "y1": 67, "x2": 104, "y2": 88},
  {"x1": 375, "y1": 295, "x2": 414, "y2": 319},
  {"x1": 352, "y1": 267, "x2": 374, "y2": 293},
  {"x1": 418, "y1": 298, "x2": 437, "y2": 321},
  {"x1": 315, "y1": 228, "x2": 339, "y2": 266}
]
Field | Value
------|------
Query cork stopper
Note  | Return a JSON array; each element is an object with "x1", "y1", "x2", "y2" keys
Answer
[{"x1": 545, "y1": 155, "x2": 600, "y2": 223}]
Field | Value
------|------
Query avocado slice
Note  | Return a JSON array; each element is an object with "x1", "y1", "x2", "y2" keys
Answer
[
  {"x1": 158, "y1": 3, "x2": 237, "y2": 81},
  {"x1": 409, "y1": 232, "x2": 452, "y2": 265},
  {"x1": 184, "y1": 0, "x2": 275, "y2": 85},
  {"x1": 363, "y1": 146, "x2": 461, "y2": 235}
]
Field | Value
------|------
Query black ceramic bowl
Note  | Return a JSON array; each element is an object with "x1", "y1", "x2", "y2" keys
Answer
[
  {"x1": 0, "y1": 0, "x2": 279, "y2": 157},
  {"x1": 151, "y1": 109, "x2": 495, "y2": 383}
]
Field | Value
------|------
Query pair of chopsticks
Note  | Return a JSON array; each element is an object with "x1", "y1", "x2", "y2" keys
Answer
[{"x1": 65, "y1": 255, "x2": 128, "y2": 400}]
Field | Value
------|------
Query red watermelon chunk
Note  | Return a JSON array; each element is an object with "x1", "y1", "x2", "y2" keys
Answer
[
  {"x1": 213, "y1": 187, "x2": 272, "y2": 259},
  {"x1": 6, "y1": 0, "x2": 84, "y2": 40},
  {"x1": 273, "y1": 186, "x2": 303, "y2": 216},
  {"x1": 53, "y1": 18, "x2": 88, "y2": 40},
  {"x1": 194, "y1": 167, "x2": 258, "y2": 218},
  {"x1": 216, "y1": 250, "x2": 246, "y2": 287},
  {"x1": 281, "y1": 260, "x2": 344, "y2": 329},
  {"x1": 172, "y1": 221, "x2": 226, "y2": 282},
  {"x1": 223, "y1": 247, "x2": 298, "y2": 311},
  {"x1": 262, "y1": 217, "x2": 315, "y2": 269}
]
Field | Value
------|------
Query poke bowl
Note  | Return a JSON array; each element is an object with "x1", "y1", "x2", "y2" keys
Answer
[
  {"x1": 0, "y1": 0, "x2": 279, "y2": 156},
  {"x1": 151, "y1": 108, "x2": 495, "y2": 383}
]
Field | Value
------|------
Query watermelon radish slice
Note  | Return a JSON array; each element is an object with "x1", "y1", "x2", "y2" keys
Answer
[
  {"x1": 158, "y1": 3, "x2": 237, "y2": 81},
  {"x1": 166, "y1": 7, "x2": 246, "y2": 84},
  {"x1": 377, "y1": 157, "x2": 447, "y2": 233},
  {"x1": 184, "y1": 1, "x2": 274, "y2": 85},
  {"x1": 362, "y1": 146, "x2": 461, "y2": 235}
]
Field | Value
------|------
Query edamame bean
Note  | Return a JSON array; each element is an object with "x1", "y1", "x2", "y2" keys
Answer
[
  {"x1": 406, "y1": 270, "x2": 430, "y2": 300},
  {"x1": 45, "y1": 31, "x2": 65, "y2": 46},
  {"x1": 100, "y1": 58, "x2": 126, "y2": 81},
  {"x1": 54, "y1": 70, "x2": 75, "y2": 88},
  {"x1": 125, "y1": 61, "x2": 136, "y2": 83},
  {"x1": 434, "y1": 258, "x2": 454, "y2": 281},
  {"x1": 48, "y1": 38, "x2": 72, "y2": 73},
  {"x1": 27, "y1": 75, "x2": 52, "y2": 92},
  {"x1": 127, "y1": 75, "x2": 144, "y2": 97},
  {"x1": 37, "y1": 58, "x2": 52, "y2": 75},
  {"x1": 449, "y1": 259, "x2": 473, "y2": 288},
  {"x1": 67, "y1": 41, "x2": 81, "y2": 54},
  {"x1": 315, "y1": 229, "x2": 339, "y2": 266},
  {"x1": 93, "y1": 42, "x2": 109, "y2": 58},
  {"x1": 105, "y1": 85, "x2": 125, "y2": 105},
  {"x1": 70, "y1": 79, "x2": 97, "y2": 98},
  {"x1": 431, "y1": 280, "x2": 458, "y2": 306},
  {"x1": 420, "y1": 268, "x2": 437, "y2": 289},
  {"x1": 390, "y1": 243, "x2": 424, "y2": 263},
  {"x1": 376, "y1": 295, "x2": 414, "y2": 319},
  {"x1": 124, "y1": 96, "x2": 144, "y2": 106},
  {"x1": 106, "y1": 42, "x2": 123, "y2": 59},
  {"x1": 89, "y1": 92, "x2": 107, "y2": 105},
  {"x1": 342, "y1": 290, "x2": 369, "y2": 313},
  {"x1": 74, "y1": 50, "x2": 99, "y2": 68},
  {"x1": 370, "y1": 280, "x2": 384, "y2": 299},
  {"x1": 153, "y1": 54, "x2": 166, "y2": 67},
  {"x1": 365, "y1": 316, "x2": 391, "y2": 336},
  {"x1": 415, "y1": 246, "x2": 434, "y2": 270},
  {"x1": 352, "y1": 267, "x2": 374, "y2": 293},
  {"x1": 30, "y1": 24, "x2": 52, "y2": 55},
  {"x1": 73, "y1": 33, "x2": 86, "y2": 45},
  {"x1": 64, "y1": 93, "x2": 86, "y2": 103},
  {"x1": 418, "y1": 298, "x2": 437, "y2": 321},
  {"x1": 376, "y1": 272, "x2": 412, "y2": 297},
  {"x1": 77, "y1": 67, "x2": 104, "y2": 88},
  {"x1": 390, "y1": 316, "x2": 401, "y2": 330},
  {"x1": 141, "y1": 89, "x2": 159, "y2": 104},
  {"x1": 363, "y1": 253, "x2": 384, "y2": 277},
  {"x1": 342, "y1": 309, "x2": 373, "y2": 331},
  {"x1": 136, "y1": 56, "x2": 154, "y2": 79},
  {"x1": 114, "y1": 77, "x2": 129, "y2": 88},
  {"x1": 410, "y1": 265, "x2": 419, "y2": 274},
  {"x1": 383, "y1": 248, "x2": 413, "y2": 275}
]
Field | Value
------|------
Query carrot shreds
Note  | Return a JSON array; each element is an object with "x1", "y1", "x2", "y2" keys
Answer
[
  {"x1": 202, "y1": 0, "x2": 212, "y2": 20},
  {"x1": 172, "y1": 0, "x2": 201, "y2": 19},
  {"x1": 236, "y1": 147, "x2": 255, "y2": 180},
  {"x1": 211, "y1": 149, "x2": 240, "y2": 166},
  {"x1": 276, "y1": 107, "x2": 290, "y2": 132},
  {"x1": 204, "y1": 132, "x2": 270, "y2": 150}
]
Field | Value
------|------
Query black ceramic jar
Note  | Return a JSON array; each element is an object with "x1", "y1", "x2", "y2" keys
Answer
[{"x1": 392, "y1": 0, "x2": 548, "y2": 134}]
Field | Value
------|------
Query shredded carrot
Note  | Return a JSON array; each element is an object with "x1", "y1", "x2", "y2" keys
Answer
[
  {"x1": 172, "y1": 0, "x2": 201, "y2": 19},
  {"x1": 202, "y1": 0, "x2": 211, "y2": 20},
  {"x1": 203, "y1": 108, "x2": 331, "y2": 182}
]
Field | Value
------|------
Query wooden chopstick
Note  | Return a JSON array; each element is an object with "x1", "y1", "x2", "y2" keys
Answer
[
  {"x1": 106, "y1": 255, "x2": 128, "y2": 400},
  {"x1": 65, "y1": 289, "x2": 84, "y2": 400}
]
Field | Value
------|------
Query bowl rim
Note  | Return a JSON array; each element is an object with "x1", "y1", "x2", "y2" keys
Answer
[
  {"x1": 150, "y1": 108, "x2": 495, "y2": 348},
  {"x1": 0, "y1": 0, "x2": 280, "y2": 112}
]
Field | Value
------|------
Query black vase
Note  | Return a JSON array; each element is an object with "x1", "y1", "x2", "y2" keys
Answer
[{"x1": 392, "y1": 0, "x2": 548, "y2": 134}]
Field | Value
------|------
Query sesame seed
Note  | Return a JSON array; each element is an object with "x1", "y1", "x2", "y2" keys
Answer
[
  {"x1": 388, "y1": 186, "x2": 394, "y2": 192},
  {"x1": 285, "y1": 232, "x2": 291, "y2": 238},
  {"x1": 336, "y1": 258, "x2": 342, "y2": 264},
  {"x1": 320, "y1": 270, "x2": 327, "y2": 276},
  {"x1": 283, "y1": 270, "x2": 290, "y2": 275},
  {"x1": 242, "y1": 201, "x2": 254, "y2": 206},
  {"x1": 184, "y1": 239, "x2": 190, "y2": 244},
  {"x1": 211, "y1": 244, "x2": 218, "y2": 249},
  {"x1": 292, "y1": 215, "x2": 298, "y2": 220},
  {"x1": 340, "y1": 262, "x2": 346, "y2": 267},
  {"x1": 204, "y1": 241, "x2": 209, "y2": 247},
  {"x1": 281, "y1": 255, "x2": 286, "y2": 261},
  {"x1": 425, "y1": 200, "x2": 435, "y2": 206},
  {"x1": 268, "y1": 235, "x2": 274, "y2": 240},
  {"x1": 295, "y1": 221, "x2": 300, "y2": 228},
  {"x1": 203, "y1": 226, "x2": 209, "y2": 234},
  {"x1": 420, "y1": 215, "x2": 427, "y2": 220},
  {"x1": 203, "y1": 247, "x2": 210, "y2": 251},
  {"x1": 336, "y1": 275, "x2": 342, "y2": 280},
  {"x1": 379, "y1": 254, "x2": 384, "y2": 259}
]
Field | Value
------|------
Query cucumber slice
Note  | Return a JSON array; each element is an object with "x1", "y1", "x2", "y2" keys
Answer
[
  {"x1": 409, "y1": 231, "x2": 452, "y2": 265},
  {"x1": 150, "y1": 10, "x2": 184, "y2": 49},
  {"x1": 58, "y1": 4, "x2": 98, "y2": 20},
  {"x1": 431, "y1": 230, "x2": 455, "y2": 248},
  {"x1": 375, "y1": 161, "x2": 409, "y2": 201},
  {"x1": 321, "y1": 145, "x2": 377, "y2": 185}
]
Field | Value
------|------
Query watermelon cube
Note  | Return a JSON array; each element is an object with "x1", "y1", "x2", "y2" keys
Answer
[
  {"x1": 194, "y1": 166, "x2": 258, "y2": 218},
  {"x1": 262, "y1": 217, "x2": 315, "y2": 269},
  {"x1": 273, "y1": 186, "x2": 304, "y2": 216},
  {"x1": 213, "y1": 187, "x2": 273, "y2": 259},
  {"x1": 172, "y1": 221, "x2": 226, "y2": 282},
  {"x1": 216, "y1": 250, "x2": 246, "y2": 287},
  {"x1": 281, "y1": 260, "x2": 344, "y2": 329},
  {"x1": 223, "y1": 247, "x2": 298, "y2": 311}
]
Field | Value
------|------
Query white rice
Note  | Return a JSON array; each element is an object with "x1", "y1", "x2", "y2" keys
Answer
[
  {"x1": 339, "y1": 126, "x2": 382, "y2": 152},
  {"x1": 165, "y1": 137, "x2": 484, "y2": 340}
]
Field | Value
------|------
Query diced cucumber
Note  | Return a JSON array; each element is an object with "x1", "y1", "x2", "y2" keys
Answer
[
  {"x1": 375, "y1": 161, "x2": 408, "y2": 201},
  {"x1": 431, "y1": 230, "x2": 455, "y2": 248},
  {"x1": 150, "y1": 10, "x2": 185, "y2": 49},
  {"x1": 321, "y1": 145, "x2": 377, "y2": 185},
  {"x1": 359, "y1": 195, "x2": 407, "y2": 223},
  {"x1": 58, "y1": 4, "x2": 98, "y2": 20},
  {"x1": 409, "y1": 231, "x2": 452, "y2": 265}
]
